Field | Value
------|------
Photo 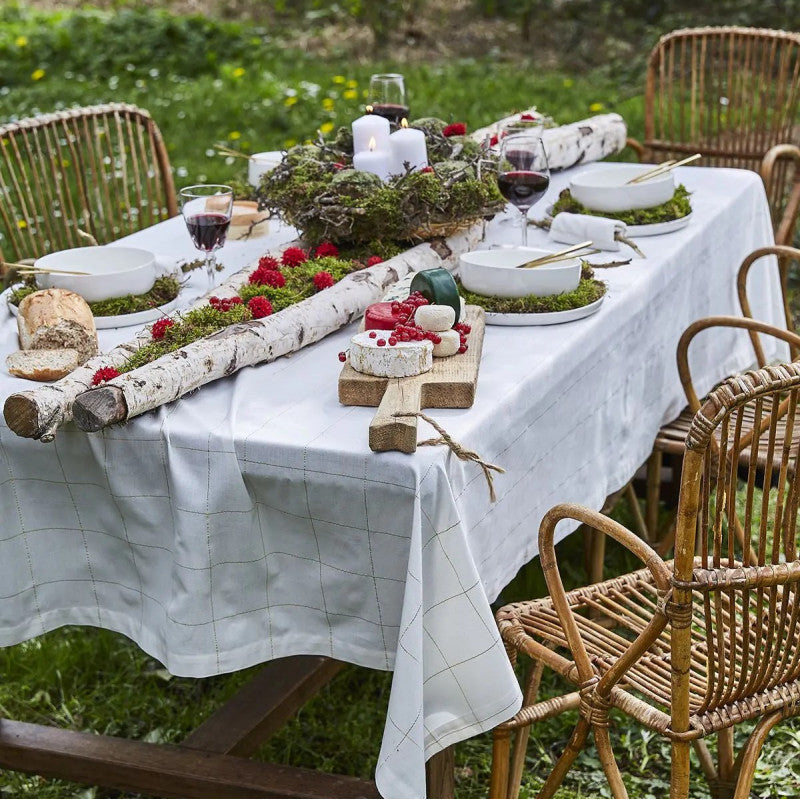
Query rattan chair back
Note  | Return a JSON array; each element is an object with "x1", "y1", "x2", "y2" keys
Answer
[
  {"x1": 0, "y1": 103, "x2": 177, "y2": 262},
  {"x1": 636, "y1": 26, "x2": 800, "y2": 244},
  {"x1": 672, "y1": 363, "x2": 800, "y2": 729}
]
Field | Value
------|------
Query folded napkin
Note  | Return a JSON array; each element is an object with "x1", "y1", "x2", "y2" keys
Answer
[{"x1": 549, "y1": 212, "x2": 626, "y2": 251}]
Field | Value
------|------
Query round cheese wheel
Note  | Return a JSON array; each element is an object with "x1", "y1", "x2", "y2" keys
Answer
[
  {"x1": 363, "y1": 302, "x2": 407, "y2": 331},
  {"x1": 349, "y1": 332, "x2": 433, "y2": 378},
  {"x1": 432, "y1": 329, "x2": 460, "y2": 357},
  {"x1": 410, "y1": 268, "x2": 461, "y2": 323},
  {"x1": 415, "y1": 304, "x2": 456, "y2": 333}
]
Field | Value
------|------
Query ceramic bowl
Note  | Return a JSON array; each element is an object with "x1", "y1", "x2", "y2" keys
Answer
[
  {"x1": 459, "y1": 247, "x2": 581, "y2": 298},
  {"x1": 35, "y1": 246, "x2": 157, "y2": 302},
  {"x1": 569, "y1": 164, "x2": 674, "y2": 212}
]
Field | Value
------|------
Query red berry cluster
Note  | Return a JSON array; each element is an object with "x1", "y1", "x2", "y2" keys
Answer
[
  {"x1": 151, "y1": 317, "x2": 175, "y2": 340},
  {"x1": 281, "y1": 246, "x2": 308, "y2": 267},
  {"x1": 312, "y1": 271, "x2": 335, "y2": 290},
  {"x1": 366, "y1": 255, "x2": 383, "y2": 267},
  {"x1": 249, "y1": 266, "x2": 286, "y2": 287},
  {"x1": 420, "y1": 166, "x2": 435, "y2": 174},
  {"x1": 314, "y1": 242, "x2": 339, "y2": 258},
  {"x1": 248, "y1": 295, "x2": 273, "y2": 319},
  {"x1": 454, "y1": 321, "x2": 471, "y2": 354},
  {"x1": 209, "y1": 295, "x2": 243, "y2": 312},
  {"x1": 91, "y1": 366, "x2": 120, "y2": 386},
  {"x1": 442, "y1": 122, "x2": 467, "y2": 137},
  {"x1": 257, "y1": 255, "x2": 280, "y2": 270}
]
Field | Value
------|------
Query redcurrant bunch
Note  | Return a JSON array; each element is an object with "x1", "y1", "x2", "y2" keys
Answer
[{"x1": 209, "y1": 295, "x2": 243, "y2": 313}]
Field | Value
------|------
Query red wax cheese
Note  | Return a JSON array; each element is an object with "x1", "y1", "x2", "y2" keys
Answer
[{"x1": 364, "y1": 302, "x2": 408, "y2": 331}]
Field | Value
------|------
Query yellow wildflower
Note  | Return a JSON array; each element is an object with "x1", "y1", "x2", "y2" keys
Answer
[
  {"x1": 15, "y1": 36, "x2": 28, "y2": 48},
  {"x1": 284, "y1": 96, "x2": 298, "y2": 107},
  {"x1": 284, "y1": 137, "x2": 298, "y2": 148},
  {"x1": 229, "y1": 131, "x2": 241, "y2": 140},
  {"x1": 562, "y1": 78, "x2": 574, "y2": 88},
  {"x1": 343, "y1": 89, "x2": 357, "y2": 101},
  {"x1": 17, "y1": 220, "x2": 27, "y2": 230},
  {"x1": 589, "y1": 102, "x2": 604, "y2": 112},
  {"x1": 31, "y1": 68, "x2": 45, "y2": 81},
  {"x1": 333, "y1": 75, "x2": 346, "y2": 84},
  {"x1": 322, "y1": 98, "x2": 335, "y2": 111},
  {"x1": 346, "y1": 79, "x2": 358, "y2": 89},
  {"x1": 320, "y1": 121, "x2": 334, "y2": 134},
  {"x1": 232, "y1": 67, "x2": 245, "y2": 78}
]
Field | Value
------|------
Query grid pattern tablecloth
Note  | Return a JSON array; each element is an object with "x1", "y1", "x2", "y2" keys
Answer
[{"x1": 0, "y1": 166, "x2": 786, "y2": 798}]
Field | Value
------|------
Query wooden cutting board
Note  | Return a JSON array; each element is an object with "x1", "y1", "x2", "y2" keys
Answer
[{"x1": 338, "y1": 305, "x2": 485, "y2": 453}]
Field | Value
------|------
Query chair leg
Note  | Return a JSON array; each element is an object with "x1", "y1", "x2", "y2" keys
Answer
[
  {"x1": 624, "y1": 481, "x2": 649, "y2": 542},
  {"x1": 490, "y1": 728, "x2": 512, "y2": 799},
  {"x1": 587, "y1": 529, "x2": 606, "y2": 585},
  {"x1": 645, "y1": 450, "x2": 663, "y2": 538},
  {"x1": 733, "y1": 710, "x2": 789, "y2": 798},
  {"x1": 506, "y1": 658, "x2": 546, "y2": 798},
  {"x1": 708, "y1": 728, "x2": 736, "y2": 797},
  {"x1": 594, "y1": 725, "x2": 628, "y2": 799},
  {"x1": 537, "y1": 717, "x2": 590, "y2": 799},
  {"x1": 670, "y1": 740, "x2": 691, "y2": 798}
]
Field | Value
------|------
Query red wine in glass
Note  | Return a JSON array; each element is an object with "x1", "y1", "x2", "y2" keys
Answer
[
  {"x1": 185, "y1": 212, "x2": 231, "y2": 251},
  {"x1": 371, "y1": 103, "x2": 410, "y2": 125},
  {"x1": 497, "y1": 170, "x2": 550, "y2": 210}
]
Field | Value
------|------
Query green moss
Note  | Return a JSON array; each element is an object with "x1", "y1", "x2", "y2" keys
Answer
[
  {"x1": 457, "y1": 266, "x2": 606, "y2": 314},
  {"x1": 8, "y1": 276, "x2": 181, "y2": 317},
  {"x1": 550, "y1": 184, "x2": 692, "y2": 226}
]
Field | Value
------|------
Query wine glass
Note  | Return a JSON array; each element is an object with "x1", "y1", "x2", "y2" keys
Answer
[
  {"x1": 179, "y1": 184, "x2": 234, "y2": 292},
  {"x1": 367, "y1": 73, "x2": 408, "y2": 125},
  {"x1": 497, "y1": 134, "x2": 550, "y2": 247}
]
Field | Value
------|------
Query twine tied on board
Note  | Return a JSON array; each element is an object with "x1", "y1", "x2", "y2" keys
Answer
[{"x1": 393, "y1": 411, "x2": 505, "y2": 502}]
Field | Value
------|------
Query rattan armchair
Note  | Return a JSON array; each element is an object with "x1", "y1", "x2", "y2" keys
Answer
[
  {"x1": 492, "y1": 357, "x2": 800, "y2": 799},
  {"x1": 627, "y1": 27, "x2": 800, "y2": 246},
  {"x1": 0, "y1": 103, "x2": 177, "y2": 263},
  {"x1": 645, "y1": 245, "x2": 800, "y2": 543}
]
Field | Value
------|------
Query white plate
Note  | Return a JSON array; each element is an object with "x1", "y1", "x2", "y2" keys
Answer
[
  {"x1": 485, "y1": 295, "x2": 605, "y2": 326},
  {"x1": 6, "y1": 291, "x2": 180, "y2": 329},
  {"x1": 545, "y1": 207, "x2": 692, "y2": 237}
]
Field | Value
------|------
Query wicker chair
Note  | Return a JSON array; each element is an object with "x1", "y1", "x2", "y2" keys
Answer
[
  {"x1": 627, "y1": 27, "x2": 800, "y2": 246},
  {"x1": 492, "y1": 357, "x2": 800, "y2": 799},
  {"x1": 645, "y1": 245, "x2": 800, "y2": 543},
  {"x1": 0, "y1": 103, "x2": 177, "y2": 263}
]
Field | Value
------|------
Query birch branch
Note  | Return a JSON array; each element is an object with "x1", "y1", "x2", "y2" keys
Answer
[
  {"x1": 472, "y1": 112, "x2": 627, "y2": 171},
  {"x1": 70, "y1": 224, "x2": 483, "y2": 433}
]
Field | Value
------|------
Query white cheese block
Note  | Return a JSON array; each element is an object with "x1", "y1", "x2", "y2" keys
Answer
[
  {"x1": 414, "y1": 304, "x2": 456, "y2": 332},
  {"x1": 432, "y1": 329, "x2": 461, "y2": 358},
  {"x1": 349, "y1": 331, "x2": 433, "y2": 377}
]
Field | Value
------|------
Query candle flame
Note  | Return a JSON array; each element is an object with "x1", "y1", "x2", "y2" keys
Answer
[
  {"x1": 366, "y1": 105, "x2": 374, "y2": 114},
  {"x1": 368, "y1": 136, "x2": 376, "y2": 152},
  {"x1": 400, "y1": 118, "x2": 409, "y2": 129}
]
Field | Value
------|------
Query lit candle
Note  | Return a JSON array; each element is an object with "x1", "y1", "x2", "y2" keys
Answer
[
  {"x1": 389, "y1": 119, "x2": 428, "y2": 175},
  {"x1": 352, "y1": 136, "x2": 392, "y2": 182},
  {"x1": 352, "y1": 106, "x2": 391, "y2": 155}
]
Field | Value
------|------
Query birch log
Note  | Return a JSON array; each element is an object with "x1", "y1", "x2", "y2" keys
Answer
[
  {"x1": 70, "y1": 224, "x2": 483, "y2": 433},
  {"x1": 2, "y1": 234, "x2": 302, "y2": 442},
  {"x1": 472, "y1": 112, "x2": 627, "y2": 171}
]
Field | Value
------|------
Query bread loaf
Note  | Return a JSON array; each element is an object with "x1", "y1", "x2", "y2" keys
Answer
[
  {"x1": 17, "y1": 288, "x2": 98, "y2": 363},
  {"x1": 6, "y1": 349, "x2": 82, "y2": 382}
]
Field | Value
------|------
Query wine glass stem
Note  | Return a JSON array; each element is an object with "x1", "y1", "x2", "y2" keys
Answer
[
  {"x1": 205, "y1": 251, "x2": 217, "y2": 292},
  {"x1": 520, "y1": 209, "x2": 530, "y2": 247}
]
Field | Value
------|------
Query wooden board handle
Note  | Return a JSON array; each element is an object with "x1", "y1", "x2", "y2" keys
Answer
[{"x1": 369, "y1": 377, "x2": 423, "y2": 453}]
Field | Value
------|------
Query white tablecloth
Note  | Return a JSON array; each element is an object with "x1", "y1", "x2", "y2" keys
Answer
[{"x1": 0, "y1": 166, "x2": 785, "y2": 798}]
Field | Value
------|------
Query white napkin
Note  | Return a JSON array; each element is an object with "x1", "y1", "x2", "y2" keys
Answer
[{"x1": 549, "y1": 212, "x2": 626, "y2": 251}]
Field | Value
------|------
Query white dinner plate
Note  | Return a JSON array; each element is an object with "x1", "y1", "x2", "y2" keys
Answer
[
  {"x1": 485, "y1": 295, "x2": 605, "y2": 326},
  {"x1": 5, "y1": 289, "x2": 180, "y2": 329},
  {"x1": 545, "y1": 207, "x2": 693, "y2": 237}
]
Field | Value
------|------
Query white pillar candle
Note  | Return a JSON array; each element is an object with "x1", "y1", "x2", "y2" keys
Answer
[
  {"x1": 352, "y1": 108, "x2": 391, "y2": 155},
  {"x1": 352, "y1": 137, "x2": 392, "y2": 182},
  {"x1": 389, "y1": 121, "x2": 428, "y2": 175},
  {"x1": 247, "y1": 150, "x2": 284, "y2": 186}
]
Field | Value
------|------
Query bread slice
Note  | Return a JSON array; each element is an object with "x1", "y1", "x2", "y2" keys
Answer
[
  {"x1": 17, "y1": 288, "x2": 97, "y2": 362},
  {"x1": 6, "y1": 348, "x2": 82, "y2": 382}
]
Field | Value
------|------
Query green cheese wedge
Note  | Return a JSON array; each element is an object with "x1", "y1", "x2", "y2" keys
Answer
[{"x1": 410, "y1": 268, "x2": 461, "y2": 324}]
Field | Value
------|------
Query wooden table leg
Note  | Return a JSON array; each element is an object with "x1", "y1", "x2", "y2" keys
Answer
[{"x1": 426, "y1": 744, "x2": 455, "y2": 798}]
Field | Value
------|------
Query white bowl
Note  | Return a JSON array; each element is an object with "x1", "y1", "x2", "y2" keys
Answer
[
  {"x1": 569, "y1": 164, "x2": 674, "y2": 212},
  {"x1": 459, "y1": 248, "x2": 581, "y2": 298},
  {"x1": 35, "y1": 246, "x2": 157, "y2": 302}
]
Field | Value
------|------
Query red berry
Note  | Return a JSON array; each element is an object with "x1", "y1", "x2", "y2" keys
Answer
[
  {"x1": 377, "y1": 339, "x2": 386, "y2": 347},
  {"x1": 209, "y1": 296, "x2": 219, "y2": 305},
  {"x1": 338, "y1": 351, "x2": 347, "y2": 362},
  {"x1": 458, "y1": 344, "x2": 468, "y2": 354},
  {"x1": 369, "y1": 330, "x2": 377, "y2": 339},
  {"x1": 432, "y1": 334, "x2": 441, "y2": 344},
  {"x1": 366, "y1": 255, "x2": 383, "y2": 267},
  {"x1": 400, "y1": 333, "x2": 410, "y2": 341},
  {"x1": 388, "y1": 337, "x2": 397, "y2": 346}
]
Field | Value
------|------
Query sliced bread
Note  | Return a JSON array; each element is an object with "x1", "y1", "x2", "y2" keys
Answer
[{"x1": 6, "y1": 348, "x2": 82, "y2": 382}]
